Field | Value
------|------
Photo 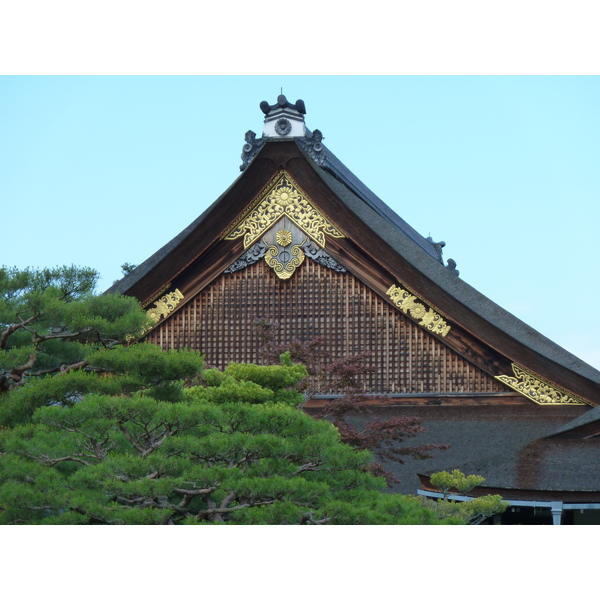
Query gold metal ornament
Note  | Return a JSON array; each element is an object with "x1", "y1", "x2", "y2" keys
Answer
[
  {"x1": 223, "y1": 171, "x2": 345, "y2": 249},
  {"x1": 386, "y1": 283, "x2": 451, "y2": 337},
  {"x1": 146, "y1": 289, "x2": 184, "y2": 322},
  {"x1": 495, "y1": 364, "x2": 591, "y2": 406},
  {"x1": 275, "y1": 229, "x2": 293, "y2": 247},
  {"x1": 264, "y1": 240, "x2": 306, "y2": 280}
]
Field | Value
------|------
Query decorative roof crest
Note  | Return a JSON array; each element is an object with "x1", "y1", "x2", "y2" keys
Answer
[
  {"x1": 240, "y1": 95, "x2": 328, "y2": 171},
  {"x1": 260, "y1": 94, "x2": 307, "y2": 138}
]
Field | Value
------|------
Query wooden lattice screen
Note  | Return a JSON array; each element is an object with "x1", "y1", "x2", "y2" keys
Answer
[{"x1": 146, "y1": 259, "x2": 504, "y2": 394}]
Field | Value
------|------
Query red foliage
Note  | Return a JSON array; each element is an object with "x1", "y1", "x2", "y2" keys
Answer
[
  {"x1": 250, "y1": 317, "x2": 449, "y2": 486},
  {"x1": 251, "y1": 316, "x2": 328, "y2": 377}
]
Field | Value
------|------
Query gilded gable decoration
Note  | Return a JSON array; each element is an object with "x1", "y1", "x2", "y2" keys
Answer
[
  {"x1": 386, "y1": 283, "x2": 451, "y2": 337},
  {"x1": 224, "y1": 238, "x2": 345, "y2": 277},
  {"x1": 223, "y1": 171, "x2": 345, "y2": 280},
  {"x1": 223, "y1": 171, "x2": 345, "y2": 249},
  {"x1": 264, "y1": 241, "x2": 306, "y2": 279},
  {"x1": 495, "y1": 364, "x2": 591, "y2": 406},
  {"x1": 146, "y1": 289, "x2": 184, "y2": 323}
]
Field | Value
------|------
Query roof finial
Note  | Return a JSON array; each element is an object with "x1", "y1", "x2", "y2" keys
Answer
[{"x1": 260, "y1": 94, "x2": 307, "y2": 138}]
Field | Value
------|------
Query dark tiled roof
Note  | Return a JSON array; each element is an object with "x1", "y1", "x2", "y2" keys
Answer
[
  {"x1": 300, "y1": 140, "x2": 445, "y2": 263},
  {"x1": 545, "y1": 405, "x2": 600, "y2": 438},
  {"x1": 343, "y1": 405, "x2": 599, "y2": 497},
  {"x1": 298, "y1": 140, "x2": 600, "y2": 391}
]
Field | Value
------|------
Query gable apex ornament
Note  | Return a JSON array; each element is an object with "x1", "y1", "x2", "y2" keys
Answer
[
  {"x1": 224, "y1": 171, "x2": 345, "y2": 249},
  {"x1": 223, "y1": 171, "x2": 345, "y2": 280},
  {"x1": 240, "y1": 96, "x2": 328, "y2": 171}
]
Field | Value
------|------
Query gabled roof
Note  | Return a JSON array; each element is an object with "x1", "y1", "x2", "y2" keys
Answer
[{"x1": 106, "y1": 96, "x2": 600, "y2": 406}]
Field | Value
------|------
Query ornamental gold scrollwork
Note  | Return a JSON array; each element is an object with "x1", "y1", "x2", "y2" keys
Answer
[
  {"x1": 386, "y1": 283, "x2": 451, "y2": 337},
  {"x1": 495, "y1": 364, "x2": 591, "y2": 406},
  {"x1": 223, "y1": 171, "x2": 345, "y2": 249},
  {"x1": 146, "y1": 289, "x2": 184, "y2": 323},
  {"x1": 264, "y1": 240, "x2": 306, "y2": 280}
]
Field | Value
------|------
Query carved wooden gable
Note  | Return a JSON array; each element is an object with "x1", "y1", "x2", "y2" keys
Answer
[
  {"x1": 121, "y1": 131, "x2": 598, "y2": 408},
  {"x1": 143, "y1": 170, "x2": 511, "y2": 397},
  {"x1": 145, "y1": 258, "x2": 505, "y2": 395}
]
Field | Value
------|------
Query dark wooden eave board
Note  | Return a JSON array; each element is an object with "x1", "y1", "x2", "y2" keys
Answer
[{"x1": 417, "y1": 476, "x2": 600, "y2": 503}]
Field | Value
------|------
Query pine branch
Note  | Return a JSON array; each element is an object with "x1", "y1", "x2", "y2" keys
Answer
[
  {"x1": 26, "y1": 453, "x2": 91, "y2": 467},
  {"x1": 196, "y1": 499, "x2": 276, "y2": 519},
  {"x1": 0, "y1": 314, "x2": 40, "y2": 349}
]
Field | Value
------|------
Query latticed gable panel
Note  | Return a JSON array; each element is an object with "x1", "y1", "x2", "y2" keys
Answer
[{"x1": 146, "y1": 259, "x2": 506, "y2": 394}]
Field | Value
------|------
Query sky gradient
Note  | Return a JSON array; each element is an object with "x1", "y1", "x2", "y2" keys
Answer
[{"x1": 2, "y1": 76, "x2": 599, "y2": 368}]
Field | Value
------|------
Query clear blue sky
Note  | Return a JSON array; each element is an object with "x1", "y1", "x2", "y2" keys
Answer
[{"x1": 2, "y1": 76, "x2": 599, "y2": 368}]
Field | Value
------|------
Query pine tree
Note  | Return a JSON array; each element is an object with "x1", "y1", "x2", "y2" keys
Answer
[
  {"x1": 0, "y1": 265, "x2": 150, "y2": 394},
  {"x1": 0, "y1": 266, "x2": 463, "y2": 525},
  {"x1": 0, "y1": 355, "x2": 459, "y2": 525}
]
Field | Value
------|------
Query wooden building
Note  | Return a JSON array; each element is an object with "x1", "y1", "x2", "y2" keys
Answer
[{"x1": 108, "y1": 96, "x2": 600, "y2": 524}]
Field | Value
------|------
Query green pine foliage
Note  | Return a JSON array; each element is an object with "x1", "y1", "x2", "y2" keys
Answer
[
  {"x1": 1, "y1": 266, "x2": 205, "y2": 425},
  {"x1": 0, "y1": 344, "x2": 205, "y2": 427},
  {"x1": 0, "y1": 265, "x2": 467, "y2": 525},
  {"x1": 0, "y1": 265, "x2": 152, "y2": 398},
  {"x1": 186, "y1": 356, "x2": 307, "y2": 407},
  {"x1": 0, "y1": 358, "x2": 459, "y2": 525},
  {"x1": 424, "y1": 469, "x2": 508, "y2": 525}
]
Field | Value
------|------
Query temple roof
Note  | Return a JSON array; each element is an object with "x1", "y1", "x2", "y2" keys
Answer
[{"x1": 106, "y1": 95, "x2": 600, "y2": 406}]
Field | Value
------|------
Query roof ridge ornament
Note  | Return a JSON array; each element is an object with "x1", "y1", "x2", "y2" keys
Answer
[
  {"x1": 260, "y1": 94, "x2": 307, "y2": 139},
  {"x1": 297, "y1": 129, "x2": 327, "y2": 166},
  {"x1": 240, "y1": 130, "x2": 265, "y2": 171},
  {"x1": 240, "y1": 96, "x2": 328, "y2": 171}
]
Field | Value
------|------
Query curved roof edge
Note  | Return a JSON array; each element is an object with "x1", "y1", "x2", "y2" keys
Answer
[
  {"x1": 297, "y1": 138, "x2": 445, "y2": 263},
  {"x1": 297, "y1": 141, "x2": 600, "y2": 390},
  {"x1": 104, "y1": 169, "x2": 249, "y2": 297}
]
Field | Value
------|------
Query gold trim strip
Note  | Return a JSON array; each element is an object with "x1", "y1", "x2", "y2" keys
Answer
[
  {"x1": 386, "y1": 283, "x2": 451, "y2": 337},
  {"x1": 495, "y1": 363, "x2": 591, "y2": 406},
  {"x1": 146, "y1": 289, "x2": 185, "y2": 323},
  {"x1": 223, "y1": 170, "x2": 345, "y2": 249}
]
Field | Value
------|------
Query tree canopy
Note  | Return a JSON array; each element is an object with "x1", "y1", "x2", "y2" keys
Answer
[
  {"x1": 0, "y1": 265, "x2": 150, "y2": 396},
  {"x1": 0, "y1": 265, "x2": 490, "y2": 525},
  {"x1": 0, "y1": 357, "x2": 457, "y2": 525}
]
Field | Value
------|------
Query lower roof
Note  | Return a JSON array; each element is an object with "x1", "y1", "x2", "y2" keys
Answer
[{"x1": 337, "y1": 405, "x2": 600, "y2": 499}]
